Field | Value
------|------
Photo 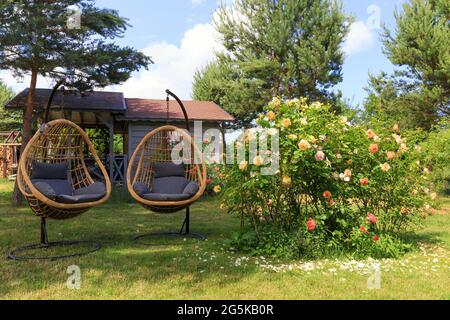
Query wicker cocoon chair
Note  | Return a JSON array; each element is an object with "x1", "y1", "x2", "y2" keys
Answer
[
  {"x1": 126, "y1": 89, "x2": 207, "y2": 244},
  {"x1": 17, "y1": 119, "x2": 111, "y2": 219},
  {"x1": 127, "y1": 125, "x2": 207, "y2": 214},
  {"x1": 9, "y1": 119, "x2": 111, "y2": 261}
]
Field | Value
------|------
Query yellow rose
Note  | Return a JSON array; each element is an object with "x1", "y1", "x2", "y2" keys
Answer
[
  {"x1": 282, "y1": 176, "x2": 292, "y2": 187},
  {"x1": 267, "y1": 111, "x2": 276, "y2": 121},
  {"x1": 288, "y1": 134, "x2": 298, "y2": 141},
  {"x1": 298, "y1": 139, "x2": 311, "y2": 151},
  {"x1": 387, "y1": 151, "x2": 396, "y2": 161},
  {"x1": 366, "y1": 129, "x2": 376, "y2": 139},
  {"x1": 281, "y1": 118, "x2": 292, "y2": 128},
  {"x1": 213, "y1": 185, "x2": 222, "y2": 193},
  {"x1": 311, "y1": 101, "x2": 323, "y2": 109},
  {"x1": 392, "y1": 123, "x2": 399, "y2": 133},
  {"x1": 239, "y1": 160, "x2": 248, "y2": 171},
  {"x1": 399, "y1": 143, "x2": 408, "y2": 153},
  {"x1": 344, "y1": 169, "x2": 352, "y2": 178},
  {"x1": 271, "y1": 97, "x2": 281, "y2": 108},
  {"x1": 253, "y1": 156, "x2": 264, "y2": 166},
  {"x1": 380, "y1": 163, "x2": 391, "y2": 172},
  {"x1": 392, "y1": 134, "x2": 402, "y2": 144}
]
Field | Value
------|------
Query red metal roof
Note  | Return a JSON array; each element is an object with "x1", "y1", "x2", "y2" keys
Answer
[{"x1": 121, "y1": 98, "x2": 235, "y2": 122}]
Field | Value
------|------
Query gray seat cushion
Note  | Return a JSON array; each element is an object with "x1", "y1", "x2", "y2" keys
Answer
[
  {"x1": 56, "y1": 193, "x2": 105, "y2": 204},
  {"x1": 74, "y1": 182, "x2": 106, "y2": 197},
  {"x1": 183, "y1": 181, "x2": 199, "y2": 196},
  {"x1": 32, "y1": 181, "x2": 57, "y2": 200},
  {"x1": 31, "y1": 179, "x2": 105, "y2": 204},
  {"x1": 140, "y1": 165, "x2": 196, "y2": 202},
  {"x1": 133, "y1": 182, "x2": 149, "y2": 196},
  {"x1": 152, "y1": 176, "x2": 189, "y2": 194},
  {"x1": 31, "y1": 161, "x2": 69, "y2": 180},
  {"x1": 32, "y1": 179, "x2": 72, "y2": 197},
  {"x1": 152, "y1": 162, "x2": 185, "y2": 178},
  {"x1": 142, "y1": 193, "x2": 191, "y2": 201}
]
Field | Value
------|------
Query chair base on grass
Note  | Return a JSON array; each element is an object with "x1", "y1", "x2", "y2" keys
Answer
[
  {"x1": 7, "y1": 218, "x2": 101, "y2": 261},
  {"x1": 132, "y1": 207, "x2": 206, "y2": 246},
  {"x1": 8, "y1": 240, "x2": 101, "y2": 261}
]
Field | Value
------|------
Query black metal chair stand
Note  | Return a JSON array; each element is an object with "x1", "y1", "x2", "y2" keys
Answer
[
  {"x1": 8, "y1": 218, "x2": 101, "y2": 261},
  {"x1": 132, "y1": 207, "x2": 206, "y2": 246}
]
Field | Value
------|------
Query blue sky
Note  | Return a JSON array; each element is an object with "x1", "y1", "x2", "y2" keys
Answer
[{"x1": 2, "y1": 0, "x2": 409, "y2": 107}]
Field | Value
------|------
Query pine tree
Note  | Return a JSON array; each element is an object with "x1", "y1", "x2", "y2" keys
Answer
[
  {"x1": 365, "y1": 0, "x2": 449, "y2": 130},
  {"x1": 193, "y1": 0, "x2": 350, "y2": 127},
  {"x1": 0, "y1": 0, "x2": 152, "y2": 147},
  {"x1": 0, "y1": 0, "x2": 152, "y2": 203},
  {"x1": 0, "y1": 82, "x2": 21, "y2": 131}
]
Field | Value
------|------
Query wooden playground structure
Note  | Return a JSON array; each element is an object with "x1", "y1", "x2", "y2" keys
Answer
[{"x1": 0, "y1": 131, "x2": 21, "y2": 180}]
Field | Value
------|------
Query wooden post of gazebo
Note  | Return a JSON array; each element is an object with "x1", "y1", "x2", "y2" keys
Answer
[{"x1": 108, "y1": 121, "x2": 114, "y2": 183}]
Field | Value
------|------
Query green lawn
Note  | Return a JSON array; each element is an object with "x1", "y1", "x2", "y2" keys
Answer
[{"x1": 0, "y1": 179, "x2": 449, "y2": 300}]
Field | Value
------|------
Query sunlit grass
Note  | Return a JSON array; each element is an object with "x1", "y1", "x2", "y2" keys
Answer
[{"x1": 0, "y1": 179, "x2": 448, "y2": 300}]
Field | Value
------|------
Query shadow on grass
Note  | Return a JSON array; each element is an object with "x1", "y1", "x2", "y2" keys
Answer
[
  {"x1": 401, "y1": 231, "x2": 446, "y2": 246},
  {"x1": 1, "y1": 179, "x2": 449, "y2": 298},
  {"x1": 0, "y1": 181, "x2": 246, "y2": 298}
]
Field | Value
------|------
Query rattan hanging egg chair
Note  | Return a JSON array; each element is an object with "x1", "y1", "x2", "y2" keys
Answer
[
  {"x1": 8, "y1": 84, "x2": 111, "y2": 260},
  {"x1": 127, "y1": 89, "x2": 207, "y2": 244}
]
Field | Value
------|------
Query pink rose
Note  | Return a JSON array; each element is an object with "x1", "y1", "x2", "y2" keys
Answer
[
  {"x1": 359, "y1": 178, "x2": 369, "y2": 186},
  {"x1": 367, "y1": 212, "x2": 378, "y2": 224},
  {"x1": 306, "y1": 219, "x2": 317, "y2": 231},
  {"x1": 323, "y1": 191, "x2": 332, "y2": 199},
  {"x1": 315, "y1": 151, "x2": 325, "y2": 161}
]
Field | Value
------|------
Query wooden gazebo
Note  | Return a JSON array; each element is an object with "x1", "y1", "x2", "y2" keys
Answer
[{"x1": 6, "y1": 88, "x2": 234, "y2": 184}]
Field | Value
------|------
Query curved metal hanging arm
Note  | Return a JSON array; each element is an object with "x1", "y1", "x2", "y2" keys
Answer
[
  {"x1": 44, "y1": 80, "x2": 65, "y2": 124},
  {"x1": 165, "y1": 89, "x2": 190, "y2": 132}
]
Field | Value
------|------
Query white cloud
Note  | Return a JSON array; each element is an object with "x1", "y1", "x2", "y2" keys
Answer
[
  {"x1": 343, "y1": 21, "x2": 374, "y2": 55},
  {"x1": 110, "y1": 23, "x2": 222, "y2": 99},
  {"x1": 191, "y1": 0, "x2": 206, "y2": 8},
  {"x1": 2, "y1": 3, "x2": 228, "y2": 99},
  {"x1": 1, "y1": 20, "x2": 222, "y2": 99},
  {"x1": 0, "y1": 70, "x2": 53, "y2": 93}
]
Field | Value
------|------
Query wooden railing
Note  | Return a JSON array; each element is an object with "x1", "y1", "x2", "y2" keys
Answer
[
  {"x1": 85, "y1": 154, "x2": 128, "y2": 184},
  {"x1": 109, "y1": 154, "x2": 128, "y2": 184}
]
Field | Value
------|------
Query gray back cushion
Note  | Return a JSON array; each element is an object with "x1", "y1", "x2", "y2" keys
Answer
[
  {"x1": 32, "y1": 179, "x2": 72, "y2": 196},
  {"x1": 152, "y1": 162, "x2": 185, "y2": 178},
  {"x1": 152, "y1": 176, "x2": 189, "y2": 194},
  {"x1": 31, "y1": 161, "x2": 69, "y2": 180}
]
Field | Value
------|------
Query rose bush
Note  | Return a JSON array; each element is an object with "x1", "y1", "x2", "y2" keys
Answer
[{"x1": 220, "y1": 98, "x2": 438, "y2": 259}]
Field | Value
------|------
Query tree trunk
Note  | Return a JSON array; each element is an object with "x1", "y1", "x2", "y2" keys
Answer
[{"x1": 12, "y1": 69, "x2": 38, "y2": 205}]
